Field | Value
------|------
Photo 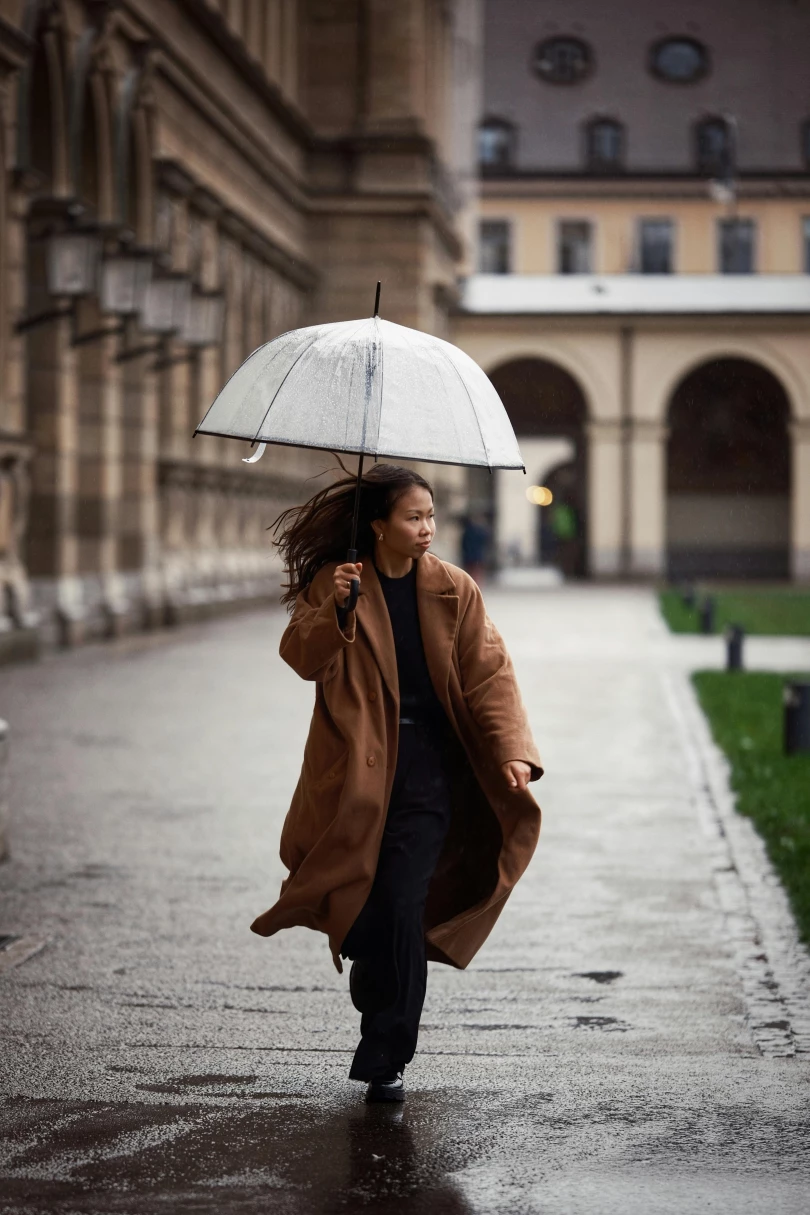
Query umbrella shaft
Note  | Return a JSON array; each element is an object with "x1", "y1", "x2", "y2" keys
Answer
[{"x1": 349, "y1": 453, "x2": 365, "y2": 555}]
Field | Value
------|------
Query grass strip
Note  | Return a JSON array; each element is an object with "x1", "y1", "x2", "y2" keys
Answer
[
  {"x1": 693, "y1": 670, "x2": 810, "y2": 946},
  {"x1": 661, "y1": 589, "x2": 810, "y2": 636}
]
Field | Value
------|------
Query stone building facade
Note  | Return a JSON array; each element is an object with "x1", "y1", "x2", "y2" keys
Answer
[
  {"x1": 454, "y1": 0, "x2": 810, "y2": 581},
  {"x1": 0, "y1": 0, "x2": 480, "y2": 660}
]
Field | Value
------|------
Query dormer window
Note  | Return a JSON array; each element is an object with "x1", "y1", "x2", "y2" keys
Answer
[
  {"x1": 478, "y1": 118, "x2": 516, "y2": 171},
  {"x1": 585, "y1": 118, "x2": 624, "y2": 172},
  {"x1": 696, "y1": 116, "x2": 733, "y2": 177}
]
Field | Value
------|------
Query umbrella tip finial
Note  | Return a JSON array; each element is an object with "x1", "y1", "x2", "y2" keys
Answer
[{"x1": 373, "y1": 281, "x2": 381, "y2": 318}]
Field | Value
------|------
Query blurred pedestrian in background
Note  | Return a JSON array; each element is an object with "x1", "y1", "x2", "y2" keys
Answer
[
  {"x1": 251, "y1": 463, "x2": 542, "y2": 1104},
  {"x1": 460, "y1": 513, "x2": 491, "y2": 585}
]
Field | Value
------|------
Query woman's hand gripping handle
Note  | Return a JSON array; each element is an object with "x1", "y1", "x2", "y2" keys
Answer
[{"x1": 334, "y1": 559, "x2": 363, "y2": 611}]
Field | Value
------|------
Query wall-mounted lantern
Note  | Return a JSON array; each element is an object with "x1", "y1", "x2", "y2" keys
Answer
[
  {"x1": 45, "y1": 230, "x2": 101, "y2": 296},
  {"x1": 99, "y1": 251, "x2": 152, "y2": 316},
  {"x1": 180, "y1": 290, "x2": 225, "y2": 347},
  {"x1": 139, "y1": 273, "x2": 191, "y2": 335}
]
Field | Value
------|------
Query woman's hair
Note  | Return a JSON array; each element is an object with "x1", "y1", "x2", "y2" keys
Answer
[{"x1": 272, "y1": 461, "x2": 434, "y2": 609}]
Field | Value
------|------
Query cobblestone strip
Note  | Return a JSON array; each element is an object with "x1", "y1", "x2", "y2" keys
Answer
[{"x1": 663, "y1": 670, "x2": 810, "y2": 1058}]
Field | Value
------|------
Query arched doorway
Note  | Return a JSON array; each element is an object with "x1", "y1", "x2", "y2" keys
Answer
[
  {"x1": 666, "y1": 358, "x2": 791, "y2": 579},
  {"x1": 484, "y1": 357, "x2": 588, "y2": 575}
]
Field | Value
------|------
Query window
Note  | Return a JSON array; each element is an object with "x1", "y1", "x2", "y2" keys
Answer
[
  {"x1": 478, "y1": 118, "x2": 515, "y2": 171},
  {"x1": 478, "y1": 220, "x2": 511, "y2": 274},
  {"x1": 532, "y1": 37, "x2": 592, "y2": 85},
  {"x1": 638, "y1": 219, "x2": 674, "y2": 273},
  {"x1": 718, "y1": 219, "x2": 755, "y2": 274},
  {"x1": 585, "y1": 118, "x2": 624, "y2": 172},
  {"x1": 557, "y1": 221, "x2": 593, "y2": 274},
  {"x1": 803, "y1": 217, "x2": 810, "y2": 273},
  {"x1": 650, "y1": 37, "x2": 709, "y2": 84},
  {"x1": 696, "y1": 116, "x2": 733, "y2": 177}
]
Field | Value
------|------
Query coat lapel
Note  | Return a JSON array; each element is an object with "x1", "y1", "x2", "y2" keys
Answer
[
  {"x1": 416, "y1": 553, "x2": 459, "y2": 711},
  {"x1": 356, "y1": 562, "x2": 399, "y2": 705}
]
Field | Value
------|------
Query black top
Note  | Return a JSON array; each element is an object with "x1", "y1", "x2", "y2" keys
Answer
[{"x1": 376, "y1": 565, "x2": 446, "y2": 725}]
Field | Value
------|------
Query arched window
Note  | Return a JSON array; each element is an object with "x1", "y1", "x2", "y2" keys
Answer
[
  {"x1": 478, "y1": 117, "x2": 516, "y2": 171},
  {"x1": 585, "y1": 118, "x2": 624, "y2": 171},
  {"x1": 696, "y1": 116, "x2": 733, "y2": 177}
]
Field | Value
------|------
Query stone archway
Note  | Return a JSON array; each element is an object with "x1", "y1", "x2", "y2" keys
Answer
[
  {"x1": 666, "y1": 357, "x2": 791, "y2": 579},
  {"x1": 485, "y1": 357, "x2": 589, "y2": 575}
]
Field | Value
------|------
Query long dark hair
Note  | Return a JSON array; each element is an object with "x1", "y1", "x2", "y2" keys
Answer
[{"x1": 272, "y1": 461, "x2": 434, "y2": 609}]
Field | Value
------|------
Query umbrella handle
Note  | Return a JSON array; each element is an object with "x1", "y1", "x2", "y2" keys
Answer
[{"x1": 347, "y1": 547, "x2": 360, "y2": 612}]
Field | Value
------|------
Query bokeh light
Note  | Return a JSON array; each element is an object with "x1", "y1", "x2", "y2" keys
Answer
[{"x1": 525, "y1": 485, "x2": 554, "y2": 506}]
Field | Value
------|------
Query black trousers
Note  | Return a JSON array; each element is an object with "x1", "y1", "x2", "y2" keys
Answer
[{"x1": 341, "y1": 721, "x2": 453, "y2": 1082}]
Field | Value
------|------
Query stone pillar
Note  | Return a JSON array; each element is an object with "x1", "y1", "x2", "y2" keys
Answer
[
  {"x1": 496, "y1": 436, "x2": 574, "y2": 566},
  {"x1": 119, "y1": 347, "x2": 162, "y2": 626},
  {"x1": 628, "y1": 418, "x2": 668, "y2": 577},
  {"x1": 25, "y1": 302, "x2": 85, "y2": 645},
  {"x1": 76, "y1": 309, "x2": 127, "y2": 636},
  {"x1": 587, "y1": 420, "x2": 623, "y2": 577},
  {"x1": 790, "y1": 418, "x2": 810, "y2": 582}
]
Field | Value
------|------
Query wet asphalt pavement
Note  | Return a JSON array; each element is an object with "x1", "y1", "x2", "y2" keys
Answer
[{"x1": 1, "y1": 588, "x2": 809, "y2": 1214}]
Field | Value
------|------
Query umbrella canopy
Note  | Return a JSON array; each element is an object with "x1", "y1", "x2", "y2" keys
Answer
[{"x1": 194, "y1": 316, "x2": 524, "y2": 471}]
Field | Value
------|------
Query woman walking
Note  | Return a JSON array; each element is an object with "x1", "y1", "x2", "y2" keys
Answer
[{"x1": 251, "y1": 464, "x2": 542, "y2": 1102}]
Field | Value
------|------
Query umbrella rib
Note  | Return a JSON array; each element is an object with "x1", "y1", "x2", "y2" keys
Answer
[
  {"x1": 194, "y1": 340, "x2": 271, "y2": 436},
  {"x1": 363, "y1": 315, "x2": 383, "y2": 457},
  {"x1": 250, "y1": 318, "x2": 373, "y2": 447},
  {"x1": 432, "y1": 344, "x2": 494, "y2": 470},
  {"x1": 248, "y1": 329, "x2": 327, "y2": 446}
]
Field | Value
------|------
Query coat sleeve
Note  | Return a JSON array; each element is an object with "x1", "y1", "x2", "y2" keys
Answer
[
  {"x1": 279, "y1": 565, "x2": 356, "y2": 682},
  {"x1": 456, "y1": 579, "x2": 543, "y2": 780}
]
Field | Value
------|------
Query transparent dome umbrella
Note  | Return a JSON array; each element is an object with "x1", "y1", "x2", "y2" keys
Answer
[{"x1": 194, "y1": 284, "x2": 525, "y2": 608}]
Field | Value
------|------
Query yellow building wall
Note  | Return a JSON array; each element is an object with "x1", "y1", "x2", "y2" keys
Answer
[{"x1": 480, "y1": 196, "x2": 810, "y2": 275}]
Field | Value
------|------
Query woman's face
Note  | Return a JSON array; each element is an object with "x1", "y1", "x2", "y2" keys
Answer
[{"x1": 374, "y1": 487, "x2": 435, "y2": 560}]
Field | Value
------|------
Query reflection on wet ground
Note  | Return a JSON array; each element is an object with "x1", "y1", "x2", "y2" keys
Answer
[
  {"x1": 0, "y1": 1091, "x2": 476, "y2": 1214},
  {"x1": 2, "y1": 1073, "x2": 810, "y2": 1214}
]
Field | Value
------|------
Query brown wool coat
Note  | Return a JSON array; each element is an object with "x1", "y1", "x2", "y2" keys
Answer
[{"x1": 250, "y1": 552, "x2": 543, "y2": 972}]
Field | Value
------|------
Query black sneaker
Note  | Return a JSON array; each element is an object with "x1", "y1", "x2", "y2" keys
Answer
[{"x1": 366, "y1": 1072, "x2": 405, "y2": 1104}]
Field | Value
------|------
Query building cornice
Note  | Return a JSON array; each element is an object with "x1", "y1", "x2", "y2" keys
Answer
[
  {"x1": 481, "y1": 172, "x2": 810, "y2": 201},
  {"x1": 152, "y1": 0, "x2": 312, "y2": 144},
  {"x1": 457, "y1": 274, "x2": 810, "y2": 318},
  {"x1": 308, "y1": 192, "x2": 463, "y2": 262}
]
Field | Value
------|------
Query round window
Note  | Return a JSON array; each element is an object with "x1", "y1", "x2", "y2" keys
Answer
[
  {"x1": 650, "y1": 37, "x2": 709, "y2": 84},
  {"x1": 532, "y1": 37, "x2": 593, "y2": 85}
]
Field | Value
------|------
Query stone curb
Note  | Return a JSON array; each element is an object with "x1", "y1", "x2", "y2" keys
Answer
[{"x1": 663, "y1": 670, "x2": 810, "y2": 1058}]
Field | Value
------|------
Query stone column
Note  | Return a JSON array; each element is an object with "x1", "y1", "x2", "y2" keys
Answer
[
  {"x1": 586, "y1": 420, "x2": 623, "y2": 577},
  {"x1": 790, "y1": 418, "x2": 810, "y2": 582},
  {"x1": 25, "y1": 301, "x2": 85, "y2": 645},
  {"x1": 119, "y1": 347, "x2": 162, "y2": 627},
  {"x1": 496, "y1": 436, "x2": 575, "y2": 566},
  {"x1": 628, "y1": 418, "x2": 668, "y2": 577},
  {"x1": 75, "y1": 309, "x2": 127, "y2": 637}
]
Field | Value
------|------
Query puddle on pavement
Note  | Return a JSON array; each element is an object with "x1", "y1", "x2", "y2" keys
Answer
[
  {"x1": 0, "y1": 1091, "x2": 492, "y2": 1213},
  {"x1": 2, "y1": 1084, "x2": 809, "y2": 1214},
  {"x1": 572, "y1": 971, "x2": 624, "y2": 985}
]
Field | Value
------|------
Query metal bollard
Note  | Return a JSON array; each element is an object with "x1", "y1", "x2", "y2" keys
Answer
[
  {"x1": 700, "y1": 596, "x2": 715, "y2": 635},
  {"x1": 725, "y1": 624, "x2": 744, "y2": 671},
  {"x1": 784, "y1": 681, "x2": 810, "y2": 755}
]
